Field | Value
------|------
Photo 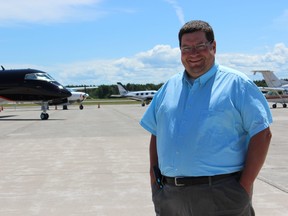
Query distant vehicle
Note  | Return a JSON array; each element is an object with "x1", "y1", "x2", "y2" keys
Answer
[
  {"x1": 253, "y1": 70, "x2": 288, "y2": 108},
  {"x1": 0, "y1": 66, "x2": 71, "y2": 119},
  {"x1": 111, "y1": 82, "x2": 157, "y2": 106}
]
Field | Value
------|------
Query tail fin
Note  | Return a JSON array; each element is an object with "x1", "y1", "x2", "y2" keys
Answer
[
  {"x1": 116, "y1": 82, "x2": 129, "y2": 95},
  {"x1": 252, "y1": 70, "x2": 286, "y2": 87}
]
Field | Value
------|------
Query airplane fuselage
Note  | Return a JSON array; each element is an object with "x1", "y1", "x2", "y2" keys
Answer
[
  {"x1": 125, "y1": 91, "x2": 157, "y2": 100},
  {"x1": 265, "y1": 91, "x2": 288, "y2": 103},
  {"x1": 0, "y1": 69, "x2": 71, "y2": 103},
  {"x1": 111, "y1": 82, "x2": 157, "y2": 106}
]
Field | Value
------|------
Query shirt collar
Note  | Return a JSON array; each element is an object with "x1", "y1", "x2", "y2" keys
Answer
[{"x1": 183, "y1": 62, "x2": 219, "y2": 87}]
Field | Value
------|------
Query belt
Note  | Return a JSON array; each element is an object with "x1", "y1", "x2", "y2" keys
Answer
[{"x1": 162, "y1": 172, "x2": 240, "y2": 187}]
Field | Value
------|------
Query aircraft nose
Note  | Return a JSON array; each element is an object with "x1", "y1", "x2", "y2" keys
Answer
[
  {"x1": 81, "y1": 93, "x2": 89, "y2": 100},
  {"x1": 61, "y1": 87, "x2": 72, "y2": 97}
]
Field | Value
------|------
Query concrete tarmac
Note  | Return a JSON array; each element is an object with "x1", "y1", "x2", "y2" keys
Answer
[{"x1": 0, "y1": 104, "x2": 287, "y2": 216}]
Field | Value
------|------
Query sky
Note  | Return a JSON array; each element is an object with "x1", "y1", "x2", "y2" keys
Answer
[{"x1": 0, "y1": 0, "x2": 288, "y2": 85}]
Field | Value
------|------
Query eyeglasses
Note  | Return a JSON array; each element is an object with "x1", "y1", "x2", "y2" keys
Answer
[{"x1": 180, "y1": 40, "x2": 213, "y2": 54}]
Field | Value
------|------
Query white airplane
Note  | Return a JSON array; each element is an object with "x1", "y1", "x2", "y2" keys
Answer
[
  {"x1": 49, "y1": 87, "x2": 92, "y2": 110},
  {"x1": 252, "y1": 70, "x2": 288, "y2": 108},
  {"x1": 65, "y1": 88, "x2": 90, "y2": 110},
  {"x1": 111, "y1": 82, "x2": 157, "y2": 106}
]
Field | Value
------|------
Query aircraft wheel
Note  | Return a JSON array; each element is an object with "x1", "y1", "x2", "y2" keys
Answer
[
  {"x1": 79, "y1": 104, "x2": 84, "y2": 110},
  {"x1": 283, "y1": 104, "x2": 287, "y2": 108},
  {"x1": 40, "y1": 113, "x2": 49, "y2": 120},
  {"x1": 272, "y1": 104, "x2": 277, "y2": 109},
  {"x1": 63, "y1": 105, "x2": 68, "y2": 110},
  {"x1": 142, "y1": 102, "x2": 145, "y2": 107}
]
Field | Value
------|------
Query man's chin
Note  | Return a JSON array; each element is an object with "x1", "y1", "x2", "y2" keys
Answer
[{"x1": 186, "y1": 70, "x2": 205, "y2": 78}]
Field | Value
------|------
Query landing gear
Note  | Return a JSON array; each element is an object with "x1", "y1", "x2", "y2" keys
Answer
[
  {"x1": 40, "y1": 112, "x2": 49, "y2": 120},
  {"x1": 272, "y1": 103, "x2": 287, "y2": 108},
  {"x1": 141, "y1": 100, "x2": 151, "y2": 106},
  {"x1": 62, "y1": 104, "x2": 84, "y2": 110},
  {"x1": 41, "y1": 101, "x2": 49, "y2": 120}
]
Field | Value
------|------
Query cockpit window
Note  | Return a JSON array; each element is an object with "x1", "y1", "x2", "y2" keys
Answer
[{"x1": 25, "y1": 73, "x2": 55, "y2": 82}]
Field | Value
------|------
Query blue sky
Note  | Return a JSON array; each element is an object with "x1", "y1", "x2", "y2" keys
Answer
[{"x1": 0, "y1": 0, "x2": 288, "y2": 85}]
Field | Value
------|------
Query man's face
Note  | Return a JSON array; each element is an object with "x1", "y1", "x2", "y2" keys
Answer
[{"x1": 180, "y1": 31, "x2": 216, "y2": 78}]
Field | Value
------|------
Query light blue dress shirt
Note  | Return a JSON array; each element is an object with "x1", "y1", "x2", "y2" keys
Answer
[{"x1": 140, "y1": 63, "x2": 272, "y2": 177}]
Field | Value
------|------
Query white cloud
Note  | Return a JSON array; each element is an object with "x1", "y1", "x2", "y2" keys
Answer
[
  {"x1": 54, "y1": 43, "x2": 288, "y2": 85},
  {"x1": 164, "y1": 0, "x2": 185, "y2": 25},
  {"x1": 5, "y1": 43, "x2": 288, "y2": 85},
  {"x1": 55, "y1": 45, "x2": 182, "y2": 85},
  {"x1": 217, "y1": 43, "x2": 288, "y2": 79},
  {"x1": 0, "y1": 0, "x2": 104, "y2": 25}
]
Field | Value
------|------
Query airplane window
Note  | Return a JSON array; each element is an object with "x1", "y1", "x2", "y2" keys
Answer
[
  {"x1": 35, "y1": 73, "x2": 55, "y2": 81},
  {"x1": 24, "y1": 73, "x2": 37, "y2": 80},
  {"x1": 25, "y1": 73, "x2": 55, "y2": 81}
]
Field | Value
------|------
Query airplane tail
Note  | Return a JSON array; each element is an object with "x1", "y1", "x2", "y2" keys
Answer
[
  {"x1": 252, "y1": 70, "x2": 288, "y2": 87},
  {"x1": 116, "y1": 82, "x2": 129, "y2": 96}
]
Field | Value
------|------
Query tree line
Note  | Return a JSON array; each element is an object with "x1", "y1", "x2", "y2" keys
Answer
[{"x1": 67, "y1": 80, "x2": 270, "y2": 99}]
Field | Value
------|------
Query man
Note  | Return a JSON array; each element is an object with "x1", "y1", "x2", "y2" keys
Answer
[{"x1": 140, "y1": 20, "x2": 272, "y2": 216}]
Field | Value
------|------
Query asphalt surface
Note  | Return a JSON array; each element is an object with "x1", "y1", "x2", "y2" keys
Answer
[{"x1": 0, "y1": 104, "x2": 287, "y2": 215}]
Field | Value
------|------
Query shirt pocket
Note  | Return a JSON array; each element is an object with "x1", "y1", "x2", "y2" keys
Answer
[{"x1": 196, "y1": 110, "x2": 236, "y2": 148}]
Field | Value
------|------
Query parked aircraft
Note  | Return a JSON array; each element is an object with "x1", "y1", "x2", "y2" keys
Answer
[
  {"x1": 111, "y1": 82, "x2": 157, "y2": 106},
  {"x1": 0, "y1": 66, "x2": 72, "y2": 119},
  {"x1": 49, "y1": 88, "x2": 89, "y2": 110},
  {"x1": 253, "y1": 70, "x2": 288, "y2": 108}
]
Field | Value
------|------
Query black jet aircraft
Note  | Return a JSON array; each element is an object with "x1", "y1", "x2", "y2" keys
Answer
[{"x1": 0, "y1": 66, "x2": 71, "y2": 120}]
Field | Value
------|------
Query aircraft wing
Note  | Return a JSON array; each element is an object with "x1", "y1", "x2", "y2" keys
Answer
[
  {"x1": 259, "y1": 87, "x2": 286, "y2": 92},
  {"x1": 259, "y1": 86, "x2": 287, "y2": 101},
  {"x1": 130, "y1": 96, "x2": 154, "y2": 101},
  {"x1": 110, "y1": 94, "x2": 124, "y2": 98},
  {"x1": 68, "y1": 86, "x2": 98, "y2": 91}
]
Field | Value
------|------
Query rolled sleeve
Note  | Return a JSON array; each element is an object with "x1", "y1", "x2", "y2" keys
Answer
[
  {"x1": 240, "y1": 81, "x2": 273, "y2": 138},
  {"x1": 139, "y1": 97, "x2": 158, "y2": 136}
]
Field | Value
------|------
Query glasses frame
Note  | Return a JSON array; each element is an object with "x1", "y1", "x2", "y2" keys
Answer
[{"x1": 180, "y1": 40, "x2": 213, "y2": 54}]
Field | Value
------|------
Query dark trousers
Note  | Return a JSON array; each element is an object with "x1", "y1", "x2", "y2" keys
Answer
[{"x1": 151, "y1": 175, "x2": 255, "y2": 216}]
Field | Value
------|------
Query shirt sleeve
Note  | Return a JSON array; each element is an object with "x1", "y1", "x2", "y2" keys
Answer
[
  {"x1": 238, "y1": 79, "x2": 273, "y2": 138},
  {"x1": 139, "y1": 92, "x2": 158, "y2": 136}
]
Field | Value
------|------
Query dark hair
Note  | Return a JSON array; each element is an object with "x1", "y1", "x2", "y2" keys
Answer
[{"x1": 178, "y1": 20, "x2": 214, "y2": 47}]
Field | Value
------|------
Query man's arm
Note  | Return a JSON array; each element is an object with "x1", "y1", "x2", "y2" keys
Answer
[
  {"x1": 240, "y1": 127, "x2": 272, "y2": 196},
  {"x1": 149, "y1": 134, "x2": 159, "y2": 185}
]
